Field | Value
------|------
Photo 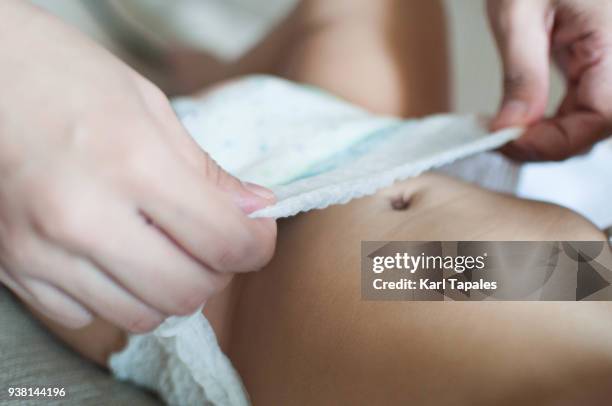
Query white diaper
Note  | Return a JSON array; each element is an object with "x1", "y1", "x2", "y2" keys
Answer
[{"x1": 109, "y1": 76, "x2": 521, "y2": 405}]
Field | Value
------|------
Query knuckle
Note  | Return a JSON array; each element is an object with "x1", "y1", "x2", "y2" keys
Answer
[
  {"x1": 211, "y1": 237, "x2": 250, "y2": 271},
  {"x1": 34, "y1": 196, "x2": 93, "y2": 247},
  {"x1": 29, "y1": 184, "x2": 67, "y2": 233},
  {"x1": 503, "y1": 72, "x2": 529, "y2": 95},
  {"x1": 212, "y1": 223, "x2": 275, "y2": 273},
  {"x1": 34, "y1": 198, "x2": 88, "y2": 244},
  {"x1": 24, "y1": 178, "x2": 96, "y2": 246}
]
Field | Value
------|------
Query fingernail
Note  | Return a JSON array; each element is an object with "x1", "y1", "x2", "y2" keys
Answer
[
  {"x1": 492, "y1": 100, "x2": 529, "y2": 130},
  {"x1": 235, "y1": 182, "x2": 276, "y2": 214},
  {"x1": 242, "y1": 182, "x2": 276, "y2": 201}
]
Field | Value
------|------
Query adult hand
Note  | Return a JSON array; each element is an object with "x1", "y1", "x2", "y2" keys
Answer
[
  {"x1": 0, "y1": 1, "x2": 276, "y2": 332},
  {"x1": 488, "y1": 0, "x2": 612, "y2": 161}
]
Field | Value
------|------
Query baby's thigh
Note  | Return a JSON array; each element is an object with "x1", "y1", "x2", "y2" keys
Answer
[
  {"x1": 228, "y1": 174, "x2": 612, "y2": 405},
  {"x1": 276, "y1": 0, "x2": 449, "y2": 117}
]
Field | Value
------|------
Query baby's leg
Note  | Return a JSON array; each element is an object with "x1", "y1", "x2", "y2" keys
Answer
[
  {"x1": 271, "y1": 0, "x2": 450, "y2": 116},
  {"x1": 227, "y1": 174, "x2": 612, "y2": 405},
  {"x1": 184, "y1": 0, "x2": 449, "y2": 117}
]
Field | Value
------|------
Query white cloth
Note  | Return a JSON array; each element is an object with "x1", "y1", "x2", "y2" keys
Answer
[
  {"x1": 110, "y1": 76, "x2": 522, "y2": 405},
  {"x1": 110, "y1": 310, "x2": 247, "y2": 406},
  {"x1": 106, "y1": 0, "x2": 298, "y2": 60}
]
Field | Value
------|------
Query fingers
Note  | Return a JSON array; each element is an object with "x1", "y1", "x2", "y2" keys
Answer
[
  {"x1": 2, "y1": 122, "x2": 276, "y2": 331},
  {"x1": 27, "y1": 184, "x2": 241, "y2": 328},
  {"x1": 502, "y1": 23, "x2": 612, "y2": 161},
  {"x1": 3, "y1": 248, "x2": 164, "y2": 333},
  {"x1": 500, "y1": 111, "x2": 610, "y2": 161},
  {"x1": 139, "y1": 158, "x2": 277, "y2": 275},
  {"x1": 0, "y1": 268, "x2": 93, "y2": 329},
  {"x1": 553, "y1": 32, "x2": 604, "y2": 82},
  {"x1": 551, "y1": 2, "x2": 607, "y2": 83},
  {"x1": 59, "y1": 272, "x2": 165, "y2": 333},
  {"x1": 18, "y1": 279, "x2": 94, "y2": 328},
  {"x1": 488, "y1": 0, "x2": 553, "y2": 130},
  {"x1": 67, "y1": 200, "x2": 232, "y2": 318},
  {"x1": 495, "y1": 1, "x2": 612, "y2": 161},
  {"x1": 5, "y1": 192, "x2": 242, "y2": 332},
  {"x1": 24, "y1": 248, "x2": 166, "y2": 333}
]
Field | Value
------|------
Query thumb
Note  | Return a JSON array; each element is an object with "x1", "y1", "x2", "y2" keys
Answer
[
  {"x1": 488, "y1": 0, "x2": 552, "y2": 130},
  {"x1": 204, "y1": 156, "x2": 276, "y2": 214},
  {"x1": 171, "y1": 140, "x2": 275, "y2": 214},
  {"x1": 150, "y1": 104, "x2": 276, "y2": 214},
  {"x1": 134, "y1": 78, "x2": 276, "y2": 214}
]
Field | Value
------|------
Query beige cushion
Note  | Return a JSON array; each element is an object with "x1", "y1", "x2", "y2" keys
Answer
[{"x1": 0, "y1": 287, "x2": 161, "y2": 406}]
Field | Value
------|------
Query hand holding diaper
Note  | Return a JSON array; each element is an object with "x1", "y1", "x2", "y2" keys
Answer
[
  {"x1": 489, "y1": 0, "x2": 612, "y2": 161},
  {"x1": 0, "y1": 0, "x2": 276, "y2": 334}
]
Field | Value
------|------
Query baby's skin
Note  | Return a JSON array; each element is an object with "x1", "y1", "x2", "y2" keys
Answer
[{"x1": 35, "y1": 173, "x2": 612, "y2": 405}]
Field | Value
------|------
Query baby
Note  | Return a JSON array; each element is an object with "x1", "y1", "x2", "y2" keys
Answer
[{"x1": 24, "y1": 0, "x2": 612, "y2": 404}]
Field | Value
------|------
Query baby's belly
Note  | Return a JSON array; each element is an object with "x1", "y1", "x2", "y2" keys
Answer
[
  {"x1": 207, "y1": 172, "x2": 606, "y2": 341},
  {"x1": 205, "y1": 174, "x2": 611, "y2": 404}
]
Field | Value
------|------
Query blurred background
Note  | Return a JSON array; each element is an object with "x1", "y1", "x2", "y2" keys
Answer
[{"x1": 31, "y1": 0, "x2": 612, "y2": 229}]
